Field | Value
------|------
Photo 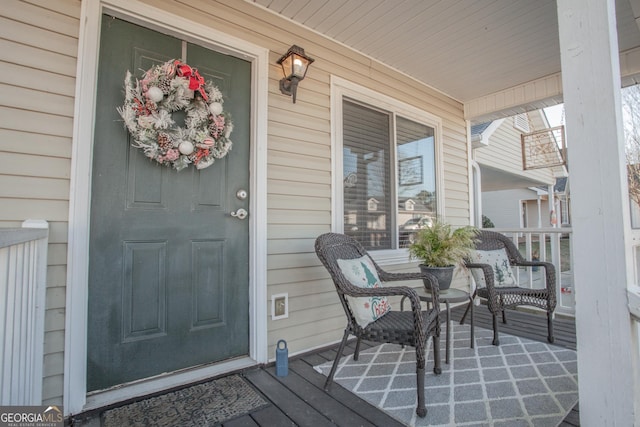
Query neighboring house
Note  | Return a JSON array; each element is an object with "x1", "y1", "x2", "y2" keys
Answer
[
  {"x1": 471, "y1": 111, "x2": 569, "y2": 228},
  {"x1": 0, "y1": 1, "x2": 636, "y2": 423},
  {"x1": 555, "y1": 177, "x2": 571, "y2": 226},
  {"x1": 532, "y1": 176, "x2": 571, "y2": 226},
  {"x1": 481, "y1": 177, "x2": 571, "y2": 229}
]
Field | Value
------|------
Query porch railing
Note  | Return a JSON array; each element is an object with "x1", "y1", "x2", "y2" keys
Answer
[
  {"x1": 489, "y1": 227, "x2": 575, "y2": 316},
  {"x1": 0, "y1": 220, "x2": 48, "y2": 405}
]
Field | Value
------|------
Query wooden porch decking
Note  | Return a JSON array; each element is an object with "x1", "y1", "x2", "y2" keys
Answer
[
  {"x1": 70, "y1": 305, "x2": 578, "y2": 426},
  {"x1": 227, "y1": 306, "x2": 579, "y2": 427}
]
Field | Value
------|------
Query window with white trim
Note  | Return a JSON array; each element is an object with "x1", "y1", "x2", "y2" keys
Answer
[{"x1": 338, "y1": 93, "x2": 441, "y2": 253}]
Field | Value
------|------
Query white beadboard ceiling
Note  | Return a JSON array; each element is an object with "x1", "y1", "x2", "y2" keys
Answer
[{"x1": 248, "y1": 0, "x2": 640, "y2": 105}]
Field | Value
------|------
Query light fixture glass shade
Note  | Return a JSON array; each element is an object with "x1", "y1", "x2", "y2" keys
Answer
[{"x1": 278, "y1": 45, "x2": 313, "y2": 79}]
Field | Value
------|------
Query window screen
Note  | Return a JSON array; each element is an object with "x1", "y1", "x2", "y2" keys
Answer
[{"x1": 342, "y1": 99, "x2": 438, "y2": 251}]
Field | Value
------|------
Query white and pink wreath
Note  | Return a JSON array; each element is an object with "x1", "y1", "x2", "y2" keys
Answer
[{"x1": 118, "y1": 59, "x2": 233, "y2": 171}]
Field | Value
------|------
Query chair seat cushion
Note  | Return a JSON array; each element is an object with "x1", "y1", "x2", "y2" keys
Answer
[
  {"x1": 469, "y1": 248, "x2": 517, "y2": 288},
  {"x1": 337, "y1": 255, "x2": 391, "y2": 327}
]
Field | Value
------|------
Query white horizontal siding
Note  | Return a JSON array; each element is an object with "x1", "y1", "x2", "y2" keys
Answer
[
  {"x1": 0, "y1": 84, "x2": 75, "y2": 117},
  {"x1": 0, "y1": 62, "x2": 76, "y2": 97},
  {"x1": 0, "y1": 153, "x2": 70, "y2": 179},
  {"x1": 0, "y1": 39, "x2": 77, "y2": 76},
  {"x1": 0, "y1": 129, "x2": 72, "y2": 157},
  {"x1": 3, "y1": 0, "x2": 80, "y2": 36},
  {"x1": 0, "y1": 16, "x2": 78, "y2": 57},
  {"x1": 0, "y1": 0, "x2": 81, "y2": 406},
  {"x1": 0, "y1": 176, "x2": 70, "y2": 201}
]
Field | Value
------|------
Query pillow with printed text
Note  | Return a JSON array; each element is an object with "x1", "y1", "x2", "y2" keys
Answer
[{"x1": 337, "y1": 255, "x2": 391, "y2": 327}]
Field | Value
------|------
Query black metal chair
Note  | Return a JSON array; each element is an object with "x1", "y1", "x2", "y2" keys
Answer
[
  {"x1": 463, "y1": 230, "x2": 557, "y2": 345},
  {"x1": 315, "y1": 232, "x2": 441, "y2": 418}
]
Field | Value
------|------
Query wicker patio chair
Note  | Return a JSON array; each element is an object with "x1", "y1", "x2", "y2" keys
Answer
[
  {"x1": 315, "y1": 232, "x2": 442, "y2": 418},
  {"x1": 463, "y1": 230, "x2": 557, "y2": 346}
]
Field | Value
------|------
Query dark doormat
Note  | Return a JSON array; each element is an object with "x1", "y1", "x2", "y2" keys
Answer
[{"x1": 102, "y1": 375, "x2": 268, "y2": 426}]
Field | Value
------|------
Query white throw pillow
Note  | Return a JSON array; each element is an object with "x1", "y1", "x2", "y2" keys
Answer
[
  {"x1": 337, "y1": 255, "x2": 391, "y2": 327},
  {"x1": 469, "y1": 248, "x2": 517, "y2": 288}
]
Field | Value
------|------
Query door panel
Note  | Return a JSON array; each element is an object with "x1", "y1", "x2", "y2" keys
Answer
[
  {"x1": 127, "y1": 147, "x2": 168, "y2": 208},
  {"x1": 191, "y1": 240, "x2": 224, "y2": 328},
  {"x1": 88, "y1": 16, "x2": 251, "y2": 391},
  {"x1": 122, "y1": 241, "x2": 167, "y2": 342}
]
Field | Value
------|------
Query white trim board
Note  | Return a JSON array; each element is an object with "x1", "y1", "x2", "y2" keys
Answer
[{"x1": 64, "y1": 0, "x2": 269, "y2": 415}]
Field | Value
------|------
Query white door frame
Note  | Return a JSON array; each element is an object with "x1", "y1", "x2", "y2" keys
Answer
[{"x1": 64, "y1": 0, "x2": 268, "y2": 415}]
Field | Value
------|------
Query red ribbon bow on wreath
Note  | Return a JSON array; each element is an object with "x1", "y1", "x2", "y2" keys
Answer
[{"x1": 174, "y1": 60, "x2": 208, "y2": 101}]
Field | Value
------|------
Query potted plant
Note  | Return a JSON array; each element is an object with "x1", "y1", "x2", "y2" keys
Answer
[{"x1": 408, "y1": 220, "x2": 478, "y2": 290}]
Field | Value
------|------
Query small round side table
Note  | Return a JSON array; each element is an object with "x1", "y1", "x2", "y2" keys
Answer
[{"x1": 402, "y1": 287, "x2": 474, "y2": 364}]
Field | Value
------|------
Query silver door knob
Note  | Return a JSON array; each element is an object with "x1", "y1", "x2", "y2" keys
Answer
[
  {"x1": 236, "y1": 189, "x2": 248, "y2": 200},
  {"x1": 230, "y1": 208, "x2": 248, "y2": 220}
]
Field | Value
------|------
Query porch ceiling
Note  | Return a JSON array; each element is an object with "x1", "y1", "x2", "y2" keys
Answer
[{"x1": 249, "y1": 0, "x2": 640, "y2": 120}]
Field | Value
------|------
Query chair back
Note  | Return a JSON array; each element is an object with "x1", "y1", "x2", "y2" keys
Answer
[
  {"x1": 474, "y1": 230, "x2": 525, "y2": 264},
  {"x1": 315, "y1": 232, "x2": 381, "y2": 286},
  {"x1": 315, "y1": 233, "x2": 381, "y2": 326}
]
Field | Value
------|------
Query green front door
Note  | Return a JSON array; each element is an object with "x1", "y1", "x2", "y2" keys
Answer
[{"x1": 87, "y1": 16, "x2": 251, "y2": 391}]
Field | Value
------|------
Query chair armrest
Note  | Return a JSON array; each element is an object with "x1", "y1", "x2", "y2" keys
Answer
[
  {"x1": 377, "y1": 270, "x2": 422, "y2": 282},
  {"x1": 512, "y1": 260, "x2": 556, "y2": 294},
  {"x1": 377, "y1": 270, "x2": 440, "y2": 306},
  {"x1": 341, "y1": 284, "x2": 415, "y2": 298}
]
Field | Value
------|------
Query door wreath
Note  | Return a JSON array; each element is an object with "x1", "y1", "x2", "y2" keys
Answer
[{"x1": 118, "y1": 59, "x2": 233, "y2": 171}]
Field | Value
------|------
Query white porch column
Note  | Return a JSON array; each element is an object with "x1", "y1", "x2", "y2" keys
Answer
[
  {"x1": 548, "y1": 184, "x2": 556, "y2": 227},
  {"x1": 557, "y1": 0, "x2": 636, "y2": 425},
  {"x1": 472, "y1": 161, "x2": 482, "y2": 227},
  {"x1": 537, "y1": 195, "x2": 542, "y2": 228}
]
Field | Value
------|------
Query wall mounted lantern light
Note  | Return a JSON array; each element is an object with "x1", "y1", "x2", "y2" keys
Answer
[{"x1": 277, "y1": 45, "x2": 314, "y2": 103}]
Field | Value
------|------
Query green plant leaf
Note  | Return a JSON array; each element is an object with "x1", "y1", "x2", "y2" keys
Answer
[{"x1": 408, "y1": 220, "x2": 478, "y2": 267}]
